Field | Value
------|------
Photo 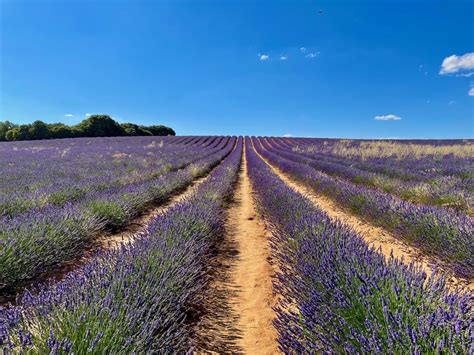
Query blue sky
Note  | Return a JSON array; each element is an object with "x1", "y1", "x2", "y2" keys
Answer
[{"x1": 1, "y1": 0, "x2": 473, "y2": 138}]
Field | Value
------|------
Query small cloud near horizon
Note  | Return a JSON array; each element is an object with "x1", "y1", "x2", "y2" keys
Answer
[
  {"x1": 85, "y1": 113, "x2": 91, "y2": 117},
  {"x1": 258, "y1": 53, "x2": 269, "y2": 61},
  {"x1": 64, "y1": 114, "x2": 74, "y2": 117},
  {"x1": 374, "y1": 114, "x2": 402, "y2": 121},
  {"x1": 439, "y1": 52, "x2": 474, "y2": 74},
  {"x1": 283, "y1": 133, "x2": 292, "y2": 137}
]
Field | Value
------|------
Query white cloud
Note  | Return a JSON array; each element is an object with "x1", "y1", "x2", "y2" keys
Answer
[
  {"x1": 258, "y1": 53, "x2": 269, "y2": 61},
  {"x1": 305, "y1": 52, "x2": 320, "y2": 58},
  {"x1": 457, "y1": 72, "x2": 474, "y2": 77},
  {"x1": 85, "y1": 113, "x2": 91, "y2": 117},
  {"x1": 64, "y1": 114, "x2": 74, "y2": 117},
  {"x1": 283, "y1": 133, "x2": 292, "y2": 137},
  {"x1": 439, "y1": 52, "x2": 474, "y2": 74},
  {"x1": 469, "y1": 87, "x2": 474, "y2": 96},
  {"x1": 280, "y1": 55, "x2": 288, "y2": 60},
  {"x1": 374, "y1": 114, "x2": 402, "y2": 121},
  {"x1": 300, "y1": 47, "x2": 307, "y2": 53}
]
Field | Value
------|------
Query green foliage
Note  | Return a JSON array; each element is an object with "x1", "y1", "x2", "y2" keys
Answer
[
  {"x1": 0, "y1": 121, "x2": 16, "y2": 141},
  {"x1": 49, "y1": 123, "x2": 78, "y2": 139},
  {"x1": 87, "y1": 200, "x2": 130, "y2": 230},
  {"x1": 0, "y1": 115, "x2": 175, "y2": 141},
  {"x1": 146, "y1": 124, "x2": 176, "y2": 136},
  {"x1": 30, "y1": 120, "x2": 51, "y2": 140},
  {"x1": 120, "y1": 123, "x2": 152, "y2": 136},
  {"x1": 76, "y1": 115, "x2": 125, "y2": 137}
]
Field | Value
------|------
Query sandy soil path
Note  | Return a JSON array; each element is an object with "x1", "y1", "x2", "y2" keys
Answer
[
  {"x1": 254, "y1": 139, "x2": 473, "y2": 291},
  {"x1": 100, "y1": 173, "x2": 208, "y2": 250},
  {"x1": 195, "y1": 141, "x2": 279, "y2": 354}
]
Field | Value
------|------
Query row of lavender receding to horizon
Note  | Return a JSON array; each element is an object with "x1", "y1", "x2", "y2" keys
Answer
[
  {"x1": 246, "y1": 136, "x2": 471, "y2": 353},
  {"x1": 1, "y1": 138, "x2": 243, "y2": 353},
  {"x1": 270, "y1": 137, "x2": 473, "y2": 214},
  {"x1": 255, "y1": 137, "x2": 474, "y2": 279},
  {"x1": 0, "y1": 136, "x2": 234, "y2": 290}
]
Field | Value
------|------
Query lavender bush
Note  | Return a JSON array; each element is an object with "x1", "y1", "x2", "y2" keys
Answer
[
  {"x1": 0, "y1": 138, "x2": 243, "y2": 353},
  {"x1": 0, "y1": 136, "x2": 235, "y2": 290},
  {"x1": 254, "y1": 138, "x2": 474, "y2": 278},
  {"x1": 246, "y1": 137, "x2": 472, "y2": 353},
  {"x1": 268, "y1": 138, "x2": 471, "y2": 213}
]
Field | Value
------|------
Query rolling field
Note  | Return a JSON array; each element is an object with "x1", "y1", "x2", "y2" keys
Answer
[{"x1": 0, "y1": 136, "x2": 472, "y2": 353}]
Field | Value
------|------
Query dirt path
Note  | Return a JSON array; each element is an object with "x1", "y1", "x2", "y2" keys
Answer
[
  {"x1": 100, "y1": 174, "x2": 208, "y2": 250},
  {"x1": 195, "y1": 141, "x2": 279, "y2": 354},
  {"x1": 253, "y1": 140, "x2": 473, "y2": 291}
]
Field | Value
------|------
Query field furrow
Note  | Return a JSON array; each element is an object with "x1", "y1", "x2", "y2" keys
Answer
[
  {"x1": 194, "y1": 139, "x2": 279, "y2": 353},
  {"x1": 253, "y1": 137, "x2": 473, "y2": 290},
  {"x1": 253, "y1": 137, "x2": 474, "y2": 279},
  {"x1": 0, "y1": 153, "x2": 224, "y2": 305},
  {"x1": 0, "y1": 137, "x2": 235, "y2": 291}
]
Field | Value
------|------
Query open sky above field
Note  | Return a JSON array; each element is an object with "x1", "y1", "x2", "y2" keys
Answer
[{"x1": 0, "y1": 0, "x2": 473, "y2": 138}]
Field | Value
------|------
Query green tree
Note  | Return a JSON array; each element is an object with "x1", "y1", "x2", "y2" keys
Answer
[
  {"x1": 49, "y1": 123, "x2": 77, "y2": 139},
  {"x1": 29, "y1": 120, "x2": 51, "y2": 140},
  {"x1": 76, "y1": 115, "x2": 125, "y2": 137},
  {"x1": 121, "y1": 123, "x2": 152, "y2": 136},
  {"x1": 5, "y1": 125, "x2": 32, "y2": 141},
  {"x1": 146, "y1": 125, "x2": 176, "y2": 136},
  {"x1": 1, "y1": 116, "x2": 175, "y2": 141},
  {"x1": 0, "y1": 121, "x2": 17, "y2": 141}
]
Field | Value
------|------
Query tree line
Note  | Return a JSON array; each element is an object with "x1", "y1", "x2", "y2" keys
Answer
[{"x1": 0, "y1": 115, "x2": 176, "y2": 141}]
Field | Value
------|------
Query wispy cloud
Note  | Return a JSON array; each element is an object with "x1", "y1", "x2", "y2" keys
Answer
[
  {"x1": 374, "y1": 114, "x2": 402, "y2": 121},
  {"x1": 448, "y1": 100, "x2": 456, "y2": 105},
  {"x1": 305, "y1": 52, "x2": 320, "y2": 59},
  {"x1": 457, "y1": 72, "x2": 474, "y2": 77},
  {"x1": 469, "y1": 87, "x2": 474, "y2": 96},
  {"x1": 64, "y1": 114, "x2": 74, "y2": 117},
  {"x1": 300, "y1": 47, "x2": 307, "y2": 53},
  {"x1": 85, "y1": 113, "x2": 91, "y2": 117},
  {"x1": 280, "y1": 55, "x2": 288, "y2": 60},
  {"x1": 439, "y1": 52, "x2": 474, "y2": 74},
  {"x1": 283, "y1": 133, "x2": 292, "y2": 137},
  {"x1": 258, "y1": 53, "x2": 269, "y2": 61}
]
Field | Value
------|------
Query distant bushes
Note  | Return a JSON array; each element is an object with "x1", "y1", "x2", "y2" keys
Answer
[{"x1": 0, "y1": 115, "x2": 175, "y2": 141}]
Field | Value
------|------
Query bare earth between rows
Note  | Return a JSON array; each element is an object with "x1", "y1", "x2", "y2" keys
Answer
[
  {"x1": 255, "y1": 146, "x2": 474, "y2": 291},
  {"x1": 194, "y1": 143, "x2": 279, "y2": 354}
]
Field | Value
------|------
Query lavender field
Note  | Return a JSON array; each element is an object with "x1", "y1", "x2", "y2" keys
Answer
[{"x1": 0, "y1": 136, "x2": 472, "y2": 353}]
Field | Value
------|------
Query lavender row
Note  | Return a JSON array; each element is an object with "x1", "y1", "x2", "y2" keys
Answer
[
  {"x1": 267, "y1": 138, "x2": 471, "y2": 213},
  {"x1": 278, "y1": 137, "x2": 473, "y2": 193},
  {"x1": 0, "y1": 136, "x2": 226, "y2": 218},
  {"x1": 0, "y1": 137, "x2": 243, "y2": 353},
  {"x1": 0, "y1": 137, "x2": 236, "y2": 290},
  {"x1": 246, "y1": 137, "x2": 471, "y2": 353},
  {"x1": 284, "y1": 137, "x2": 474, "y2": 184},
  {"x1": 254, "y1": 138, "x2": 474, "y2": 278}
]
